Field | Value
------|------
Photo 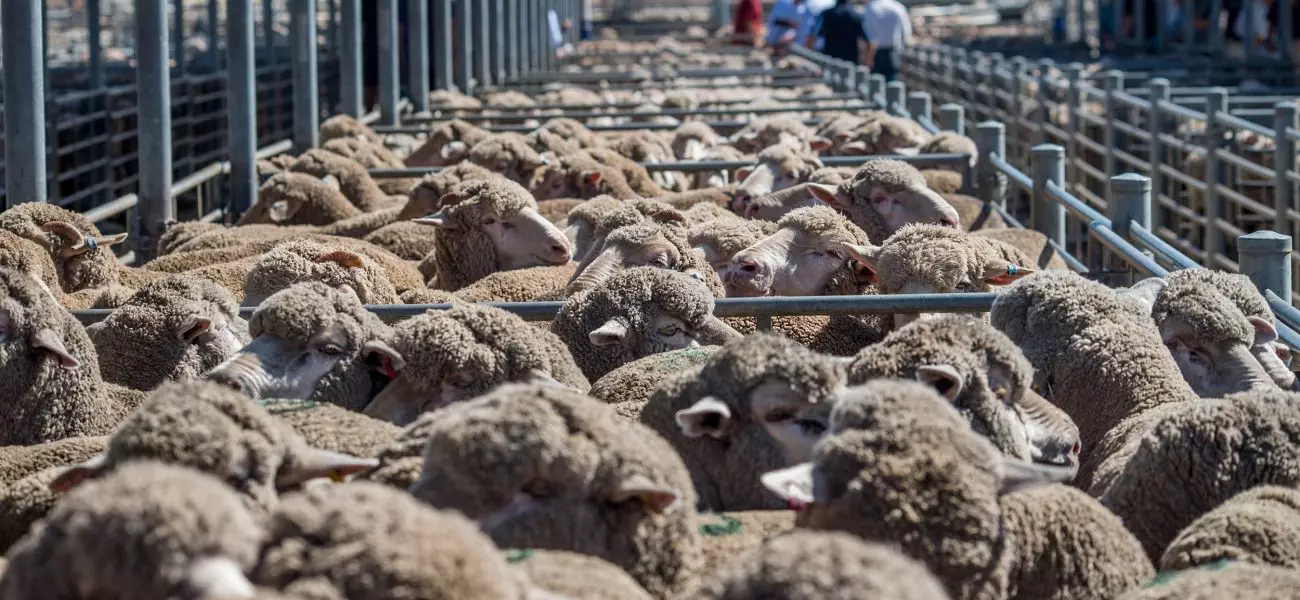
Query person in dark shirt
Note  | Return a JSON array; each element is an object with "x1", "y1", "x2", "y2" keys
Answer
[{"x1": 813, "y1": 0, "x2": 868, "y2": 64}]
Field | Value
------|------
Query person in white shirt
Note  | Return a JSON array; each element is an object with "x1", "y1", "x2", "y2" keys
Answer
[
  {"x1": 861, "y1": 0, "x2": 911, "y2": 81},
  {"x1": 796, "y1": 0, "x2": 836, "y2": 50},
  {"x1": 548, "y1": 9, "x2": 575, "y2": 59},
  {"x1": 1234, "y1": 0, "x2": 1276, "y2": 52}
]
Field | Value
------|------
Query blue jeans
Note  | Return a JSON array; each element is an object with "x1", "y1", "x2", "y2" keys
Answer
[{"x1": 874, "y1": 48, "x2": 899, "y2": 81}]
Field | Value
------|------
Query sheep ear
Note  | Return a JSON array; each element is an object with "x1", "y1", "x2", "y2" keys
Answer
[
  {"x1": 362, "y1": 339, "x2": 406, "y2": 376},
  {"x1": 277, "y1": 447, "x2": 380, "y2": 488},
  {"x1": 41, "y1": 221, "x2": 91, "y2": 256},
  {"x1": 838, "y1": 242, "x2": 882, "y2": 273},
  {"x1": 30, "y1": 328, "x2": 79, "y2": 369},
  {"x1": 609, "y1": 474, "x2": 680, "y2": 513},
  {"x1": 177, "y1": 315, "x2": 214, "y2": 343},
  {"x1": 1118, "y1": 277, "x2": 1166, "y2": 315},
  {"x1": 440, "y1": 140, "x2": 468, "y2": 159},
  {"x1": 980, "y1": 260, "x2": 1035, "y2": 285},
  {"x1": 49, "y1": 453, "x2": 108, "y2": 493},
  {"x1": 186, "y1": 556, "x2": 256, "y2": 600},
  {"x1": 808, "y1": 136, "x2": 833, "y2": 152},
  {"x1": 413, "y1": 209, "x2": 453, "y2": 229},
  {"x1": 807, "y1": 182, "x2": 848, "y2": 210},
  {"x1": 735, "y1": 166, "x2": 754, "y2": 182},
  {"x1": 319, "y1": 174, "x2": 342, "y2": 191},
  {"x1": 998, "y1": 456, "x2": 1075, "y2": 495},
  {"x1": 760, "y1": 462, "x2": 815, "y2": 506},
  {"x1": 316, "y1": 250, "x2": 367, "y2": 269},
  {"x1": 674, "y1": 396, "x2": 732, "y2": 439},
  {"x1": 916, "y1": 364, "x2": 964, "y2": 400},
  {"x1": 839, "y1": 141, "x2": 870, "y2": 155},
  {"x1": 1249, "y1": 316, "x2": 1279, "y2": 346},
  {"x1": 581, "y1": 170, "x2": 603, "y2": 187},
  {"x1": 268, "y1": 199, "x2": 295, "y2": 222},
  {"x1": 894, "y1": 147, "x2": 921, "y2": 156},
  {"x1": 588, "y1": 319, "x2": 628, "y2": 347},
  {"x1": 93, "y1": 232, "x2": 129, "y2": 248}
]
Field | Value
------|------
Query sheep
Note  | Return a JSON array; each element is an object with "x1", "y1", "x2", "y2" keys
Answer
[
  {"x1": 1146, "y1": 268, "x2": 1285, "y2": 396},
  {"x1": 537, "y1": 117, "x2": 602, "y2": 149},
  {"x1": 846, "y1": 315, "x2": 1080, "y2": 471},
  {"x1": 205, "y1": 281, "x2": 395, "y2": 411},
  {"x1": 526, "y1": 127, "x2": 585, "y2": 156},
  {"x1": 262, "y1": 399, "x2": 400, "y2": 460},
  {"x1": 85, "y1": 275, "x2": 249, "y2": 391},
  {"x1": 806, "y1": 159, "x2": 961, "y2": 243},
  {"x1": 566, "y1": 222, "x2": 725, "y2": 298},
  {"x1": 690, "y1": 145, "x2": 748, "y2": 190},
  {"x1": 510, "y1": 550, "x2": 654, "y2": 600},
  {"x1": 849, "y1": 224, "x2": 1041, "y2": 329},
  {"x1": 671, "y1": 121, "x2": 724, "y2": 162},
  {"x1": 1, "y1": 462, "x2": 264, "y2": 600},
  {"x1": 0, "y1": 267, "x2": 144, "y2": 445},
  {"x1": 729, "y1": 116, "x2": 828, "y2": 154},
  {"x1": 319, "y1": 113, "x2": 379, "y2": 143},
  {"x1": 359, "y1": 303, "x2": 591, "y2": 426},
  {"x1": 589, "y1": 346, "x2": 720, "y2": 420},
  {"x1": 567, "y1": 198, "x2": 689, "y2": 266},
  {"x1": 727, "y1": 144, "x2": 825, "y2": 213},
  {"x1": 406, "y1": 383, "x2": 703, "y2": 597},
  {"x1": 415, "y1": 177, "x2": 574, "y2": 291},
  {"x1": 239, "y1": 171, "x2": 362, "y2": 226},
  {"x1": 923, "y1": 168, "x2": 964, "y2": 194},
  {"x1": 0, "y1": 230, "x2": 124, "y2": 309},
  {"x1": 656, "y1": 186, "x2": 739, "y2": 212},
  {"x1": 453, "y1": 262, "x2": 579, "y2": 302},
  {"x1": 428, "y1": 88, "x2": 482, "y2": 113},
  {"x1": 680, "y1": 530, "x2": 952, "y2": 600},
  {"x1": 829, "y1": 115, "x2": 930, "y2": 156},
  {"x1": 551, "y1": 267, "x2": 743, "y2": 381},
  {"x1": 242, "y1": 239, "x2": 403, "y2": 306},
  {"x1": 537, "y1": 198, "x2": 586, "y2": 226},
  {"x1": 946, "y1": 193, "x2": 1008, "y2": 231},
  {"x1": 290, "y1": 148, "x2": 404, "y2": 212},
  {"x1": 357, "y1": 411, "x2": 442, "y2": 490},
  {"x1": 1115, "y1": 562, "x2": 1300, "y2": 600},
  {"x1": 482, "y1": 90, "x2": 539, "y2": 109},
  {"x1": 530, "y1": 153, "x2": 643, "y2": 200},
  {"x1": 1160, "y1": 485, "x2": 1300, "y2": 572},
  {"x1": 0, "y1": 203, "x2": 131, "y2": 292},
  {"x1": 732, "y1": 166, "x2": 854, "y2": 221},
  {"x1": 467, "y1": 132, "x2": 550, "y2": 185},
  {"x1": 252, "y1": 482, "x2": 552, "y2": 600},
  {"x1": 583, "y1": 147, "x2": 670, "y2": 197},
  {"x1": 762, "y1": 380, "x2": 1154, "y2": 600},
  {"x1": 688, "y1": 219, "x2": 778, "y2": 270},
  {"x1": 405, "y1": 118, "x2": 490, "y2": 167},
  {"x1": 724, "y1": 206, "x2": 873, "y2": 298},
  {"x1": 971, "y1": 228, "x2": 1068, "y2": 270},
  {"x1": 0, "y1": 436, "x2": 105, "y2": 486},
  {"x1": 918, "y1": 131, "x2": 978, "y2": 167},
  {"x1": 681, "y1": 202, "x2": 745, "y2": 226},
  {"x1": 636, "y1": 333, "x2": 847, "y2": 511},
  {"x1": 607, "y1": 130, "x2": 688, "y2": 192}
]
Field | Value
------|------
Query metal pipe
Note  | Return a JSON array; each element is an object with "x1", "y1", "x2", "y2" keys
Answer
[
  {"x1": 2, "y1": 0, "x2": 47, "y2": 207},
  {"x1": 367, "y1": 153, "x2": 972, "y2": 178},
  {"x1": 87, "y1": 0, "x2": 104, "y2": 89},
  {"x1": 378, "y1": 0, "x2": 400, "y2": 124},
  {"x1": 173, "y1": 0, "x2": 186, "y2": 70},
  {"x1": 408, "y1": 0, "x2": 431, "y2": 113},
  {"x1": 456, "y1": 0, "x2": 473, "y2": 92},
  {"x1": 292, "y1": 0, "x2": 320, "y2": 152},
  {"x1": 1109, "y1": 173, "x2": 1152, "y2": 242},
  {"x1": 505, "y1": 0, "x2": 519, "y2": 79},
  {"x1": 263, "y1": 0, "x2": 275, "y2": 51},
  {"x1": 406, "y1": 102, "x2": 876, "y2": 124},
  {"x1": 340, "y1": 0, "x2": 363, "y2": 116},
  {"x1": 1031, "y1": 144, "x2": 1067, "y2": 252},
  {"x1": 907, "y1": 92, "x2": 932, "y2": 124},
  {"x1": 228, "y1": 0, "x2": 258, "y2": 215},
  {"x1": 1147, "y1": 78, "x2": 1169, "y2": 228},
  {"x1": 938, "y1": 104, "x2": 965, "y2": 135},
  {"x1": 1101, "y1": 70, "x2": 1123, "y2": 209},
  {"x1": 135, "y1": 0, "x2": 175, "y2": 260},
  {"x1": 1239, "y1": 232, "x2": 1294, "y2": 304},
  {"x1": 493, "y1": 0, "x2": 506, "y2": 83},
  {"x1": 434, "y1": 0, "x2": 453, "y2": 91},
  {"x1": 1275, "y1": 101, "x2": 1297, "y2": 237},
  {"x1": 474, "y1": 0, "x2": 492, "y2": 88},
  {"x1": 208, "y1": 0, "x2": 221, "y2": 66},
  {"x1": 1203, "y1": 88, "x2": 1228, "y2": 266},
  {"x1": 975, "y1": 122, "x2": 1006, "y2": 209}
]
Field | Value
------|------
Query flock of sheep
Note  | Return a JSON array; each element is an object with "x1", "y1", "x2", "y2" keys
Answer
[{"x1": 0, "y1": 35, "x2": 1297, "y2": 600}]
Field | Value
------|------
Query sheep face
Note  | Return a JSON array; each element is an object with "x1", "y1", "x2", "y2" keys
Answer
[
  {"x1": 1157, "y1": 314, "x2": 1277, "y2": 398},
  {"x1": 243, "y1": 245, "x2": 400, "y2": 307},
  {"x1": 724, "y1": 207, "x2": 869, "y2": 298},
  {"x1": 679, "y1": 378, "x2": 835, "y2": 467},
  {"x1": 807, "y1": 160, "x2": 961, "y2": 240},
  {"x1": 728, "y1": 150, "x2": 822, "y2": 216},
  {"x1": 468, "y1": 134, "x2": 549, "y2": 185},
  {"x1": 429, "y1": 205, "x2": 572, "y2": 270},
  {"x1": 1253, "y1": 341, "x2": 1297, "y2": 390},
  {"x1": 37, "y1": 220, "x2": 128, "y2": 291},
  {"x1": 529, "y1": 162, "x2": 589, "y2": 200},
  {"x1": 207, "y1": 324, "x2": 353, "y2": 400},
  {"x1": 412, "y1": 121, "x2": 479, "y2": 167},
  {"x1": 567, "y1": 224, "x2": 708, "y2": 297}
]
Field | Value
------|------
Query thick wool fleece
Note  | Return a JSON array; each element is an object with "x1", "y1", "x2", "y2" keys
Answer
[
  {"x1": 87, "y1": 275, "x2": 249, "y2": 391},
  {"x1": 754, "y1": 143, "x2": 825, "y2": 180},
  {"x1": 253, "y1": 482, "x2": 537, "y2": 600},
  {"x1": 971, "y1": 228, "x2": 1067, "y2": 270},
  {"x1": 847, "y1": 315, "x2": 1072, "y2": 462},
  {"x1": 834, "y1": 159, "x2": 936, "y2": 242},
  {"x1": 0, "y1": 462, "x2": 263, "y2": 600},
  {"x1": 455, "y1": 263, "x2": 578, "y2": 303},
  {"x1": 989, "y1": 271, "x2": 1197, "y2": 488},
  {"x1": 682, "y1": 202, "x2": 745, "y2": 226},
  {"x1": 1161, "y1": 485, "x2": 1300, "y2": 571},
  {"x1": 247, "y1": 282, "x2": 393, "y2": 410},
  {"x1": 319, "y1": 114, "x2": 379, "y2": 143},
  {"x1": 689, "y1": 219, "x2": 778, "y2": 266},
  {"x1": 638, "y1": 333, "x2": 846, "y2": 511},
  {"x1": 923, "y1": 169, "x2": 964, "y2": 194},
  {"x1": 920, "y1": 132, "x2": 978, "y2": 163},
  {"x1": 681, "y1": 530, "x2": 952, "y2": 600},
  {"x1": 0, "y1": 230, "x2": 104, "y2": 310},
  {"x1": 407, "y1": 119, "x2": 491, "y2": 167},
  {"x1": 511, "y1": 550, "x2": 654, "y2": 600},
  {"x1": 1154, "y1": 269, "x2": 1257, "y2": 346},
  {"x1": 591, "y1": 347, "x2": 720, "y2": 421},
  {"x1": 872, "y1": 224, "x2": 1036, "y2": 295},
  {"x1": 482, "y1": 90, "x2": 537, "y2": 107},
  {"x1": 552, "y1": 267, "x2": 723, "y2": 381},
  {"x1": 1117, "y1": 561, "x2": 1300, "y2": 600},
  {"x1": 0, "y1": 268, "x2": 143, "y2": 444},
  {"x1": 776, "y1": 206, "x2": 876, "y2": 296},
  {"x1": 527, "y1": 128, "x2": 584, "y2": 156},
  {"x1": 264, "y1": 400, "x2": 401, "y2": 459},
  {"x1": 359, "y1": 221, "x2": 438, "y2": 261},
  {"x1": 422, "y1": 177, "x2": 540, "y2": 291},
  {"x1": 731, "y1": 116, "x2": 813, "y2": 153},
  {"x1": 539, "y1": 117, "x2": 602, "y2": 148},
  {"x1": 1097, "y1": 389, "x2": 1300, "y2": 560},
  {"x1": 468, "y1": 133, "x2": 546, "y2": 184},
  {"x1": 795, "y1": 380, "x2": 1153, "y2": 600},
  {"x1": 0, "y1": 202, "x2": 120, "y2": 292},
  {"x1": 408, "y1": 383, "x2": 703, "y2": 598},
  {"x1": 0, "y1": 436, "x2": 105, "y2": 486},
  {"x1": 945, "y1": 194, "x2": 1008, "y2": 232},
  {"x1": 240, "y1": 172, "x2": 362, "y2": 226},
  {"x1": 574, "y1": 148, "x2": 659, "y2": 198},
  {"x1": 244, "y1": 239, "x2": 403, "y2": 305},
  {"x1": 359, "y1": 412, "x2": 441, "y2": 489},
  {"x1": 570, "y1": 222, "x2": 725, "y2": 298},
  {"x1": 291, "y1": 148, "x2": 402, "y2": 212}
]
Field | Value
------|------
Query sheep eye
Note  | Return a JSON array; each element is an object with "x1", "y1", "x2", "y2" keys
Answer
[
  {"x1": 483, "y1": 217, "x2": 497, "y2": 226},
  {"x1": 764, "y1": 409, "x2": 794, "y2": 423},
  {"x1": 319, "y1": 344, "x2": 344, "y2": 356},
  {"x1": 795, "y1": 419, "x2": 826, "y2": 435},
  {"x1": 522, "y1": 479, "x2": 554, "y2": 499},
  {"x1": 657, "y1": 326, "x2": 679, "y2": 337},
  {"x1": 502, "y1": 221, "x2": 515, "y2": 230}
]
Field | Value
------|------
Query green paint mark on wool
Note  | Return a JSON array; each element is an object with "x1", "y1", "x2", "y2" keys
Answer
[
  {"x1": 698, "y1": 514, "x2": 743, "y2": 538},
  {"x1": 1145, "y1": 559, "x2": 1235, "y2": 588},
  {"x1": 505, "y1": 549, "x2": 535, "y2": 563},
  {"x1": 257, "y1": 398, "x2": 323, "y2": 414}
]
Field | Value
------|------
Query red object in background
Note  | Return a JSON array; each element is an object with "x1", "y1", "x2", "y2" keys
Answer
[{"x1": 732, "y1": 0, "x2": 764, "y2": 44}]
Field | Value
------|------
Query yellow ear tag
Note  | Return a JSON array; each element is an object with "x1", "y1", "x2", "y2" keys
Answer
[{"x1": 328, "y1": 470, "x2": 346, "y2": 483}]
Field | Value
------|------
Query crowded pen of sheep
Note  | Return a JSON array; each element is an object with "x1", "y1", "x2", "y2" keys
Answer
[{"x1": 1, "y1": 27, "x2": 1300, "y2": 600}]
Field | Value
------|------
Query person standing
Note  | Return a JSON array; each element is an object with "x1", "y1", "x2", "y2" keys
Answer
[
  {"x1": 797, "y1": 0, "x2": 837, "y2": 50},
  {"x1": 812, "y1": 0, "x2": 869, "y2": 65},
  {"x1": 732, "y1": 0, "x2": 765, "y2": 47},
  {"x1": 766, "y1": 0, "x2": 804, "y2": 48},
  {"x1": 861, "y1": 0, "x2": 912, "y2": 81}
]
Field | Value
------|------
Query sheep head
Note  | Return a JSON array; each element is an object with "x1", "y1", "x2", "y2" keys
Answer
[
  {"x1": 242, "y1": 241, "x2": 400, "y2": 306},
  {"x1": 728, "y1": 144, "x2": 825, "y2": 217},
  {"x1": 567, "y1": 222, "x2": 721, "y2": 298},
  {"x1": 467, "y1": 132, "x2": 550, "y2": 185},
  {"x1": 724, "y1": 206, "x2": 873, "y2": 298},
  {"x1": 807, "y1": 159, "x2": 960, "y2": 242}
]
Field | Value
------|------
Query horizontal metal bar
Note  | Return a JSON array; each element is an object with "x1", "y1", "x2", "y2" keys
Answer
[
  {"x1": 1128, "y1": 223, "x2": 1202, "y2": 270},
  {"x1": 1214, "y1": 148, "x2": 1275, "y2": 180},
  {"x1": 1090, "y1": 222, "x2": 1170, "y2": 277},
  {"x1": 1267, "y1": 290, "x2": 1300, "y2": 336},
  {"x1": 404, "y1": 102, "x2": 876, "y2": 125},
  {"x1": 423, "y1": 93, "x2": 863, "y2": 114},
  {"x1": 1156, "y1": 99, "x2": 1208, "y2": 122},
  {"x1": 1046, "y1": 180, "x2": 1110, "y2": 226},
  {"x1": 1111, "y1": 91, "x2": 1152, "y2": 111},
  {"x1": 1214, "y1": 110, "x2": 1276, "y2": 140},
  {"x1": 69, "y1": 292, "x2": 999, "y2": 325},
  {"x1": 476, "y1": 117, "x2": 828, "y2": 134},
  {"x1": 990, "y1": 154, "x2": 1033, "y2": 191},
  {"x1": 367, "y1": 153, "x2": 973, "y2": 178}
]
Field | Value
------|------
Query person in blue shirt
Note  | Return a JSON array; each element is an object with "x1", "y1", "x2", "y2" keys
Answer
[
  {"x1": 766, "y1": 0, "x2": 805, "y2": 47},
  {"x1": 797, "y1": 0, "x2": 837, "y2": 49}
]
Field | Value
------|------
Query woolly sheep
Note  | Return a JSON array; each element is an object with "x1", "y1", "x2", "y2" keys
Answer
[
  {"x1": 415, "y1": 177, "x2": 574, "y2": 291},
  {"x1": 0, "y1": 203, "x2": 131, "y2": 292},
  {"x1": 688, "y1": 218, "x2": 778, "y2": 270},
  {"x1": 846, "y1": 315, "x2": 1080, "y2": 471},
  {"x1": 566, "y1": 222, "x2": 725, "y2": 298},
  {"x1": 567, "y1": 198, "x2": 689, "y2": 267},
  {"x1": 922, "y1": 169, "x2": 964, "y2": 194},
  {"x1": 1160, "y1": 485, "x2": 1300, "y2": 571},
  {"x1": 830, "y1": 115, "x2": 930, "y2": 156},
  {"x1": 263, "y1": 399, "x2": 401, "y2": 460},
  {"x1": 530, "y1": 153, "x2": 643, "y2": 200},
  {"x1": 290, "y1": 148, "x2": 404, "y2": 212},
  {"x1": 806, "y1": 159, "x2": 961, "y2": 243},
  {"x1": 205, "y1": 282, "x2": 395, "y2": 411},
  {"x1": 681, "y1": 201, "x2": 744, "y2": 226},
  {"x1": 638, "y1": 333, "x2": 847, "y2": 511},
  {"x1": 0, "y1": 267, "x2": 144, "y2": 445},
  {"x1": 537, "y1": 117, "x2": 602, "y2": 149},
  {"x1": 510, "y1": 550, "x2": 654, "y2": 600},
  {"x1": 252, "y1": 482, "x2": 554, "y2": 600},
  {"x1": 239, "y1": 171, "x2": 362, "y2": 226},
  {"x1": 551, "y1": 267, "x2": 743, "y2": 381},
  {"x1": 691, "y1": 145, "x2": 747, "y2": 190},
  {"x1": 590, "y1": 346, "x2": 720, "y2": 420},
  {"x1": 680, "y1": 530, "x2": 952, "y2": 600},
  {"x1": 607, "y1": 130, "x2": 687, "y2": 192},
  {"x1": 583, "y1": 147, "x2": 670, "y2": 197},
  {"x1": 724, "y1": 206, "x2": 873, "y2": 298},
  {"x1": 729, "y1": 116, "x2": 828, "y2": 154},
  {"x1": 319, "y1": 114, "x2": 379, "y2": 143},
  {"x1": 728, "y1": 144, "x2": 824, "y2": 212},
  {"x1": 360, "y1": 303, "x2": 590, "y2": 426},
  {"x1": 85, "y1": 275, "x2": 249, "y2": 391},
  {"x1": 671, "y1": 121, "x2": 724, "y2": 162},
  {"x1": 763, "y1": 380, "x2": 1153, "y2": 600},
  {"x1": 357, "y1": 411, "x2": 441, "y2": 489},
  {"x1": 0, "y1": 436, "x2": 105, "y2": 486},
  {"x1": 406, "y1": 119, "x2": 490, "y2": 167},
  {"x1": 0, "y1": 230, "x2": 123, "y2": 310},
  {"x1": 467, "y1": 132, "x2": 550, "y2": 185},
  {"x1": 919, "y1": 132, "x2": 978, "y2": 168},
  {"x1": 242, "y1": 239, "x2": 403, "y2": 306},
  {"x1": 945, "y1": 193, "x2": 1009, "y2": 231},
  {"x1": 1116, "y1": 562, "x2": 1300, "y2": 600},
  {"x1": 971, "y1": 228, "x2": 1068, "y2": 270},
  {"x1": 453, "y1": 263, "x2": 579, "y2": 303},
  {"x1": 1, "y1": 462, "x2": 264, "y2": 600},
  {"x1": 407, "y1": 383, "x2": 703, "y2": 597}
]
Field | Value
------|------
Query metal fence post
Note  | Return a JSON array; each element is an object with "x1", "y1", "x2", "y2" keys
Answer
[
  {"x1": 886, "y1": 81, "x2": 906, "y2": 117},
  {"x1": 173, "y1": 0, "x2": 186, "y2": 71},
  {"x1": 408, "y1": 0, "x2": 430, "y2": 113},
  {"x1": 207, "y1": 0, "x2": 220, "y2": 66},
  {"x1": 907, "y1": 92, "x2": 932, "y2": 125},
  {"x1": 1063, "y1": 63, "x2": 1082, "y2": 192},
  {"x1": 1102, "y1": 70, "x2": 1123, "y2": 208},
  {"x1": 1031, "y1": 144, "x2": 1067, "y2": 252},
  {"x1": 434, "y1": 0, "x2": 453, "y2": 91},
  {"x1": 263, "y1": 0, "x2": 275, "y2": 51},
  {"x1": 1147, "y1": 78, "x2": 1170, "y2": 222},
  {"x1": 88, "y1": 0, "x2": 104, "y2": 89},
  {"x1": 456, "y1": 0, "x2": 474, "y2": 92},
  {"x1": 2, "y1": 0, "x2": 47, "y2": 207},
  {"x1": 1283, "y1": 0, "x2": 1295, "y2": 62},
  {"x1": 869, "y1": 74, "x2": 887, "y2": 105},
  {"x1": 135, "y1": 0, "x2": 174, "y2": 260},
  {"x1": 1275, "y1": 101, "x2": 1297, "y2": 237},
  {"x1": 378, "y1": 0, "x2": 400, "y2": 123},
  {"x1": 939, "y1": 104, "x2": 965, "y2": 135},
  {"x1": 228, "y1": 0, "x2": 257, "y2": 215},
  {"x1": 292, "y1": 0, "x2": 321, "y2": 150},
  {"x1": 340, "y1": 0, "x2": 363, "y2": 115},
  {"x1": 1035, "y1": 60, "x2": 1053, "y2": 146},
  {"x1": 1204, "y1": 88, "x2": 1228, "y2": 267},
  {"x1": 1239, "y1": 232, "x2": 1294, "y2": 303},
  {"x1": 1109, "y1": 173, "x2": 1152, "y2": 242},
  {"x1": 493, "y1": 0, "x2": 506, "y2": 83},
  {"x1": 505, "y1": 0, "x2": 519, "y2": 79},
  {"x1": 975, "y1": 121, "x2": 1006, "y2": 209},
  {"x1": 856, "y1": 66, "x2": 871, "y2": 99},
  {"x1": 475, "y1": 0, "x2": 492, "y2": 88}
]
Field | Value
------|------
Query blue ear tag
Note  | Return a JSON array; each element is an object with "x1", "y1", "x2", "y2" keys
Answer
[
  {"x1": 85, "y1": 237, "x2": 99, "y2": 250},
  {"x1": 1007, "y1": 264, "x2": 1017, "y2": 276}
]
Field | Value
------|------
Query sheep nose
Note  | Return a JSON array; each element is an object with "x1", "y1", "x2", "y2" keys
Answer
[
  {"x1": 730, "y1": 192, "x2": 751, "y2": 213},
  {"x1": 738, "y1": 257, "x2": 761, "y2": 273},
  {"x1": 937, "y1": 216, "x2": 958, "y2": 228}
]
